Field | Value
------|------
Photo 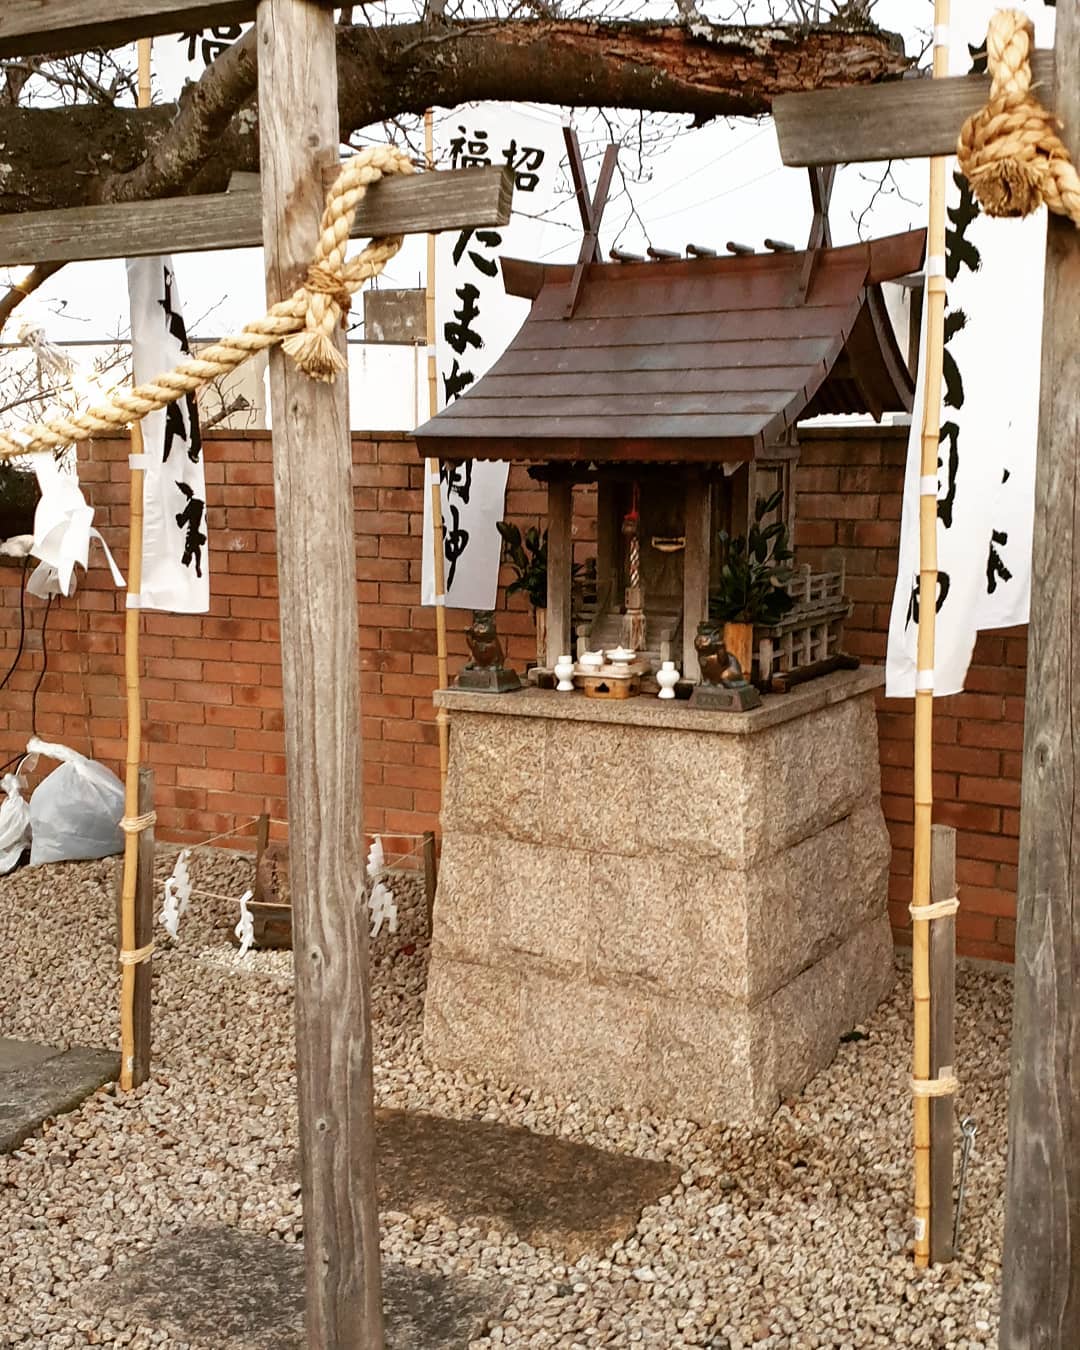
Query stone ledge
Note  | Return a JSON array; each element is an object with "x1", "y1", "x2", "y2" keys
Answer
[
  {"x1": 424, "y1": 917, "x2": 896, "y2": 1124},
  {"x1": 433, "y1": 800, "x2": 891, "y2": 1004},
  {"x1": 435, "y1": 666, "x2": 885, "y2": 737},
  {"x1": 443, "y1": 691, "x2": 883, "y2": 866}
]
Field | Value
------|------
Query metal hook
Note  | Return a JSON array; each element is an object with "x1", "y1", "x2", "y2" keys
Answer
[{"x1": 953, "y1": 1116, "x2": 978, "y2": 1252}]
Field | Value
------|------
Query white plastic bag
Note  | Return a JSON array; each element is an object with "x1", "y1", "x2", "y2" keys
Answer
[
  {"x1": 0, "y1": 774, "x2": 31, "y2": 874},
  {"x1": 27, "y1": 737, "x2": 124, "y2": 866}
]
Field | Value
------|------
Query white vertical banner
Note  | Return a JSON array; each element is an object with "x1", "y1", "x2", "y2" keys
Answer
[
  {"x1": 151, "y1": 25, "x2": 249, "y2": 98},
  {"x1": 127, "y1": 258, "x2": 209, "y2": 613},
  {"x1": 885, "y1": 0, "x2": 1052, "y2": 697},
  {"x1": 421, "y1": 104, "x2": 566, "y2": 610}
]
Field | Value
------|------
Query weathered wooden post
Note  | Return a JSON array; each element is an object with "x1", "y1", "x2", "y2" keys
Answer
[
  {"x1": 257, "y1": 0, "x2": 383, "y2": 1344},
  {"x1": 929, "y1": 823, "x2": 956, "y2": 1264},
  {"x1": 1000, "y1": 2, "x2": 1080, "y2": 1342},
  {"x1": 772, "y1": 10, "x2": 1080, "y2": 1310}
]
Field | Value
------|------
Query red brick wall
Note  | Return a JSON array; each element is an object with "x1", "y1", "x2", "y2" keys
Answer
[
  {"x1": 0, "y1": 434, "x2": 552, "y2": 846},
  {"x1": 0, "y1": 426, "x2": 1025, "y2": 961},
  {"x1": 796, "y1": 427, "x2": 1023, "y2": 964}
]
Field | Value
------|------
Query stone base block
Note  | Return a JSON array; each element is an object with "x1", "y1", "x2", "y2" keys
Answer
[
  {"x1": 424, "y1": 916, "x2": 895, "y2": 1124},
  {"x1": 456, "y1": 667, "x2": 522, "y2": 693},
  {"x1": 432, "y1": 800, "x2": 891, "y2": 1005},
  {"x1": 426, "y1": 670, "x2": 895, "y2": 1125},
  {"x1": 688, "y1": 682, "x2": 762, "y2": 712}
]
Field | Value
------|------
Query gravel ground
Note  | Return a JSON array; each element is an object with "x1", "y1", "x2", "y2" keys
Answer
[{"x1": 0, "y1": 849, "x2": 1010, "y2": 1349}]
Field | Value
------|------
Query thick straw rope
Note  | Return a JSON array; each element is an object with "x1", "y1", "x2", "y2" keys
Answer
[
  {"x1": 0, "y1": 145, "x2": 412, "y2": 461},
  {"x1": 958, "y1": 9, "x2": 1080, "y2": 225}
]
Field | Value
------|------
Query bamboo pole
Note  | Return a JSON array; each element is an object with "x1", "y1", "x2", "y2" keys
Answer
[
  {"x1": 424, "y1": 108, "x2": 450, "y2": 791},
  {"x1": 137, "y1": 36, "x2": 151, "y2": 109},
  {"x1": 912, "y1": 0, "x2": 950, "y2": 1269},
  {"x1": 119, "y1": 36, "x2": 155, "y2": 1094},
  {"x1": 119, "y1": 418, "x2": 147, "y2": 1092}
]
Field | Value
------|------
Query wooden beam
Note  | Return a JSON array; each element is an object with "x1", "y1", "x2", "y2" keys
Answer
[
  {"x1": 258, "y1": 0, "x2": 383, "y2": 1345},
  {"x1": 928, "y1": 823, "x2": 956, "y2": 1265},
  {"x1": 422, "y1": 830, "x2": 437, "y2": 938},
  {"x1": 563, "y1": 140, "x2": 619, "y2": 320},
  {"x1": 545, "y1": 477, "x2": 572, "y2": 670},
  {"x1": 1000, "y1": 2, "x2": 1080, "y2": 1342},
  {"x1": 0, "y1": 166, "x2": 513, "y2": 267},
  {"x1": 0, "y1": 0, "x2": 277, "y2": 58},
  {"x1": 798, "y1": 164, "x2": 835, "y2": 300},
  {"x1": 773, "y1": 52, "x2": 1056, "y2": 166},
  {"x1": 682, "y1": 473, "x2": 711, "y2": 683}
]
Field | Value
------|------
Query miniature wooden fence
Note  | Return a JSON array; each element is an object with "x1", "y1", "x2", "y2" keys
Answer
[{"x1": 755, "y1": 562, "x2": 852, "y2": 688}]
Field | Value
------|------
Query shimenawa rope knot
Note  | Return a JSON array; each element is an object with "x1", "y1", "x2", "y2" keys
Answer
[
  {"x1": 0, "y1": 144, "x2": 413, "y2": 460},
  {"x1": 957, "y1": 9, "x2": 1080, "y2": 226}
]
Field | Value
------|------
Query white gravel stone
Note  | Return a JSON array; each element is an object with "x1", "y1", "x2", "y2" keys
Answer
[{"x1": 0, "y1": 849, "x2": 1009, "y2": 1348}]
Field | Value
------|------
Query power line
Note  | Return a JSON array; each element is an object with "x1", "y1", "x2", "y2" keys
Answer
[
  {"x1": 635, "y1": 126, "x2": 771, "y2": 208},
  {"x1": 645, "y1": 165, "x2": 786, "y2": 224}
]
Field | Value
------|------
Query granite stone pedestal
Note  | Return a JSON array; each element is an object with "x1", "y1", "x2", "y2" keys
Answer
[{"x1": 425, "y1": 668, "x2": 895, "y2": 1124}]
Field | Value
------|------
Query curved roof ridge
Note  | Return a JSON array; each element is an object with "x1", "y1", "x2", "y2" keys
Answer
[{"x1": 414, "y1": 229, "x2": 925, "y2": 464}]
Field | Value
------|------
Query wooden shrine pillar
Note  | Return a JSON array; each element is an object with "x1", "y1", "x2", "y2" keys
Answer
[
  {"x1": 546, "y1": 477, "x2": 573, "y2": 669},
  {"x1": 1000, "y1": 2, "x2": 1080, "y2": 1342},
  {"x1": 257, "y1": 1, "x2": 383, "y2": 1346},
  {"x1": 683, "y1": 473, "x2": 711, "y2": 681}
]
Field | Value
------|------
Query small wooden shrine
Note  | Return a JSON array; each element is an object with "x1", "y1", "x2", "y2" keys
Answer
[
  {"x1": 414, "y1": 228, "x2": 925, "y2": 1124},
  {"x1": 416, "y1": 230, "x2": 923, "y2": 685}
]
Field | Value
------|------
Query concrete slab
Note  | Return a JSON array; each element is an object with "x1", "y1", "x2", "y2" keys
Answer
[
  {"x1": 0, "y1": 1040, "x2": 118, "y2": 1153},
  {"x1": 276, "y1": 1108, "x2": 681, "y2": 1262},
  {"x1": 0, "y1": 1036, "x2": 59, "y2": 1071},
  {"x1": 81, "y1": 1225, "x2": 508, "y2": 1350}
]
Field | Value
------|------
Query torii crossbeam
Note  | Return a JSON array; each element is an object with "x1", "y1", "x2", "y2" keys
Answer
[{"x1": 776, "y1": 10, "x2": 1080, "y2": 1349}]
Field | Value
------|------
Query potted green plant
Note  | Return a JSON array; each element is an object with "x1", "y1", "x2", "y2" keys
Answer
[
  {"x1": 496, "y1": 521, "x2": 549, "y2": 663},
  {"x1": 710, "y1": 490, "x2": 796, "y2": 677}
]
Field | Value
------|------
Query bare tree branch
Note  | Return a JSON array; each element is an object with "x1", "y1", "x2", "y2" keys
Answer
[
  {"x1": 0, "y1": 18, "x2": 910, "y2": 215},
  {"x1": 0, "y1": 264, "x2": 65, "y2": 338}
]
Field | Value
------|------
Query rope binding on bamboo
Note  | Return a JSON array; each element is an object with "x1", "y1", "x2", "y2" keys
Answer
[
  {"x1": 0, "y1": 144, "x2": 413, "y2": 461},
  {"x1": 908, "y1": 896, "x2": 959, "y2": 922},
  {"x1": 958, "y1": 9, "x2": 1080, "y2": 226},
  {"x1": 120, "y1": 810, "x2": 157, "y2": 834},
  {"x1": 910, "y1": 1073, "x2": 960, "y2": 1099},
  {"x1": 118, "y1": 941, "x2": 155, "y2": 966}
]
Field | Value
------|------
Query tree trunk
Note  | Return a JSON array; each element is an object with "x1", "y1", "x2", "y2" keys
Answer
[{"x1": 0, "y1": 19, "x2": 909, "y2": 215}]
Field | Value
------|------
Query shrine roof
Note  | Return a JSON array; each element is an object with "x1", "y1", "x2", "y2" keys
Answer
[{"x1": 413, "y1": 229, "x2": 924, "y2": 464}]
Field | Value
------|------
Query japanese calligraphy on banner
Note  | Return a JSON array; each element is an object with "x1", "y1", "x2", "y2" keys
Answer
[
  {"x1": 885, "y1": 0, "x2": 1051, "y2": 697},
  {"x1": 421, "y1": 104, "x2": 566, "y2": 610},
  {"x1": 151, "y1": 25, "x2": 249, "y2": 98},
  {"x1": 127, "y1": 258, "x2": 209, "y2": 613}
]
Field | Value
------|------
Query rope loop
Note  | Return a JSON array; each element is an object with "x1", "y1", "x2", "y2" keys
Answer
[
  {"x1": 120, "y1": 810, "x2": 157, "y2": 834},
  {"x1": 911, "y1": 1073, "x2": 960, "y2": 1099},
  {"x1": 0, "y1": 144, "x2": 414, "y2": 458},
  {"x1": 119, "y1": 941, "x2": 155, "y2": 966},
  {"x1": 957, "y1": 9, "x2": 1080, "y2": 226},
  {"x1": 909, "y1": 896, "x2": 960, "y2": 922}
]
